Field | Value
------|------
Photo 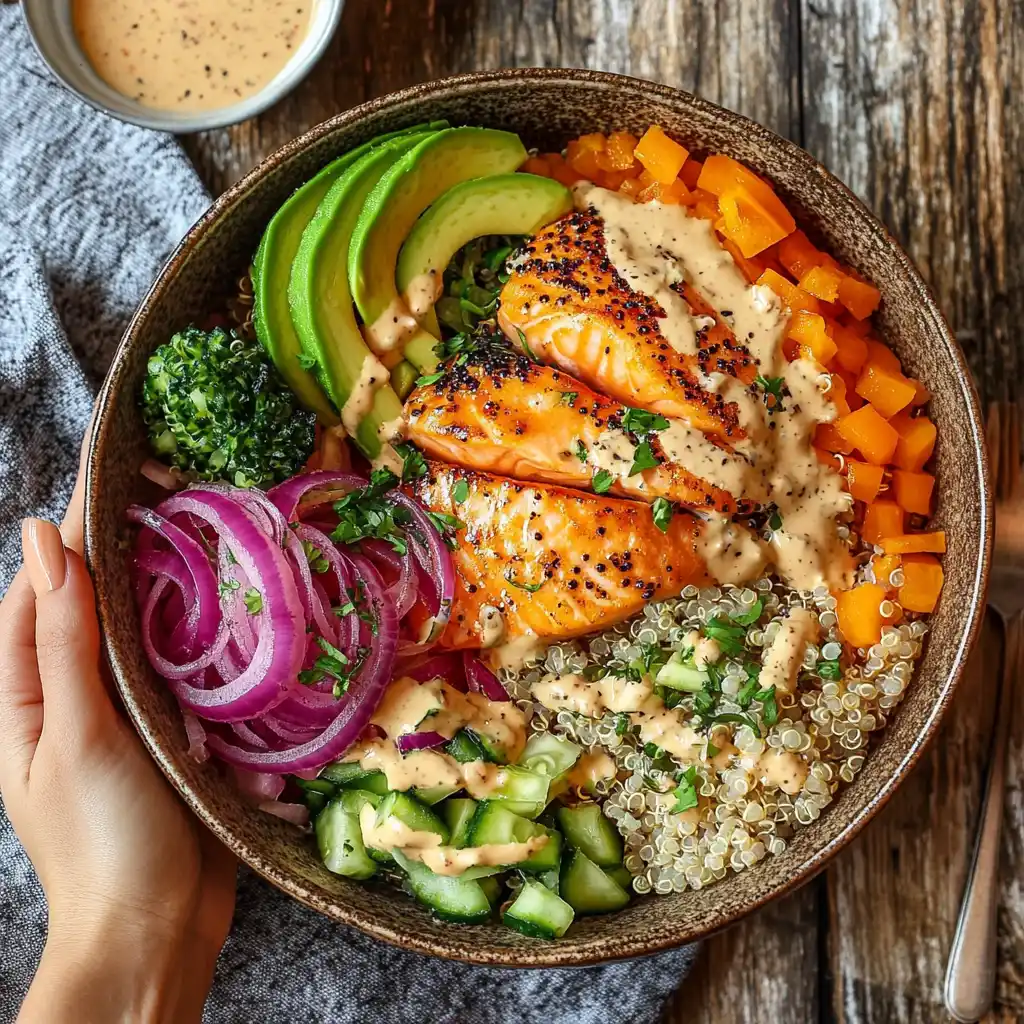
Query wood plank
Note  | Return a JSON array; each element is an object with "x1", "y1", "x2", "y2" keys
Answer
[
  {"x1": 802, "y1": 1, "x2": 1024, "y2": 1020},
  {"x1": 181, "y1": 5, "x2": 819, "y2": 1022}
]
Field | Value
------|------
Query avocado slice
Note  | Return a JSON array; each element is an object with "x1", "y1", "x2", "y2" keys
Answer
[
  {"x1": 348, "y1": 127, "x2": 528, "y2": 374},
  {"x1": 395, "y1": 172, "x2": 572, "y2": 364},
  {"x1": 288, "y1": 129, "x2": 439, "y2": 458},
  {"x1": 252, "y1": 123, "x2": 446, "y2": 422}
]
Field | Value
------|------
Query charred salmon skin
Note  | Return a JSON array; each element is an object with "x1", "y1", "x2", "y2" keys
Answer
[
  {"x1": 408, "y1": 461, "x2": 711, "y2": 649},
  {"x1": 405, "y1": 337, "x2": 750, "y2": 514},
  {"x1": 497, "y1": 206, "x2": 757, "y2": 442}
]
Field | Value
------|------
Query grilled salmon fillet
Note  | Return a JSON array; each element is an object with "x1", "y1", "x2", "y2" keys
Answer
[
  {"x1": 497, "y1": 208, "x2": 756, "y2": 442},
  {"x1": 405, "y1": 339, "x2": 750, "y2": 514},
  {"x1": 408, "y1": 461, "x2": 711, "y2": 649}
]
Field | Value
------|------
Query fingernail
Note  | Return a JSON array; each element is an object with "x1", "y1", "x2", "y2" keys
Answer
[{"x1": 22, "y1": 518, "x2": 68, "y2": 595}]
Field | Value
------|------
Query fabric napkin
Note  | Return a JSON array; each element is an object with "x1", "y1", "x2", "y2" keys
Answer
[{"x1": 0, "y1": 9, "x2": 695, "y2": 1022}]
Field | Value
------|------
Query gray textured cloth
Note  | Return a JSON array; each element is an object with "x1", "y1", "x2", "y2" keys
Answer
[{"x1": 0, "y1": 9, "x2": 696, "y2": 1022}]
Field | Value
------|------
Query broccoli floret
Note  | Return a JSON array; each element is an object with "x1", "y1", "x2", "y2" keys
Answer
[{"x1": 141, "y1": 325, "x2": 315, "y2": 489}]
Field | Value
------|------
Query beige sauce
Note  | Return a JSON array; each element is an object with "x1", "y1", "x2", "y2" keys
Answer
[
  {"x1": 365, "y1": 297, "x2": 420, "y2": 355},
  {"x1": 573, "y1": 183, "x2": 854, "y2": 591},
  {"x1": 403, "y1": 271, "x2": 443, "y2": 318},
  {"x1": 757, "y1": 747, "x2": 809, "y2": 795},
  {"x1": 72, "y1": 0, "x2": 311, "y2": 112},
  {"x1": 478, "y1": 605, "x2": 506, "y2": 648},
  {"x1": 564, "y1": 750, "x2": 618, "y2": 791},
  {"x1": 359, "y1": 804, "x2": 546, "y2": 876},
  {"x1": 341, "y1": 354, "x2": 389, "y2": 437},
  {"x1": 371, "y1": 676, "x2": 444, "y2": 738},
  {"x1": 487, "y1": 633, "x2": 548, "y2": 673},
  {"x1": 585, "y1": 429, "x2": 643, "y2": 483},
  {"x1": 760, "y1": 608, "x2": 820, "y2": 694},
  {"x1": 371, "y1": 444, "x2": 405, "y2": 477},
  {"x1": 683, "y1": 630, "x2": 721, "y2": 669}
]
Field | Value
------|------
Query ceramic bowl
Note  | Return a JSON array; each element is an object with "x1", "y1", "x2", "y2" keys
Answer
[{"x1": 85, "y1": 68, "x2": 991, "y2": 966}]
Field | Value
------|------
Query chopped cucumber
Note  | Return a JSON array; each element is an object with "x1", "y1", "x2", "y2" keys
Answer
[
  {"x1": 487, "y1": 765, "x2": 550, "y2": 819},
  {"x1": 518, "y1": 732, "x2": 582, "y2": 778},
  {"x1": 557, "y1": 804, "x2": 623, "y2": 867},
  {"x1": 320, "y1": 762, "x2": 390, "y2": 795},
  {"x1": 374, "y1": 791, "x2": 450, "y2": 842},
  {"x1": 393, "y1": 850, "x2": 492, "y2": 923},
  {"x1": 656, "y1": 653, "x2": 709, "y2": 692},
  {"x1": 413, "y1": 784, "x2": 460, "y2": 806},
  {"x1": 503, "y1": 878, "x2": 575, "y2": 938},
  {"x1": 442, "y1": 798, "x2": 478, "y2": 848},
  {"x1": 315, "y1": 790, "x2": 379, "y2": 880},
  {"x1": 444, "y1": 729, "x2": 487, "y2": 764},
  {"x1": 479, "y1": 875, "x2": 503, "y2": 906},
  {"x1": 604, "y1": 865, "x2": 634, "y2": 891},
  {"x1": 302, "y1": 790, "x2": 328, "y2": 817},
  {"x1": 560, "y1": 849, "x2": 630, "y2": 915},
  {"x1": 520, "y1": 825, "x2": 562, "y2": 873},
  {"x1": 468, "y1": 728, "x2": 507, "y2": 763},
  {"x1": 537, "y1": 868, "x2": 560, "y2": 894},
  {"x1": 467, "y1": 803, "x2": 561, "y2": 873}
]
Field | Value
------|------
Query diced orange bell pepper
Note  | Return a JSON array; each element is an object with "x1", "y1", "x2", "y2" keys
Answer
[
  {"x1": 600, "y1": 131, "x2": 641, "y2": 172},
  {"x1": 520, "y1": 155, "x2": 552, "y2": 177},
  {"x1": 619, "y1": 177, "x2": 644, "y2": 199},
  {"x1": 721, "y1": 237, "x2": 766, "y2": 284},
  {"x1": 855, "y1": 362, "x2": 917, "y2": 418},
  {"x1": 889, "y1": 412, "x2": 937, "y2": 472},
  {"x1": 816, "y1": 421, "x2": 855, "y2": 454},
  {"x1": 799, "y1": 264, "x2": 844, "y2": 303},
  {"x1": 891, "y1": 469, "x2": 935, "y2": 516},
  {"x1": 846, "y1": 460, "x2": 885, "y2": 503},
  {"x1": 871, "y1": 553, "x2": 902, "y2": 591},
  {"x1": 777, "y1": 230, "x2": 825, "y2": 280},
  {"x1": 691, "y1": 188, "x2": 720, "y2": 221},
  {"x1": 910, "y1": 378, "x2": 930, "y2": 406},
  {"x1": 634, "y1": 126, "x2": 689, "y2": 184},
  {"x1": 836, "y1": 582, "x2": 887, "y2": 648},
  {"x1": 836, "y1": 405, "x2": 900, "y2": 465},
  {"x1": 861, "y1": 500, "x2": 906, "y2": 545},
  {"x1": 830, "y1": 322, "x2": 869, "y2": 374},
  {"x1": 836, "y1": 368, "x2": 864, "y2": 410},
  {"x1": 899, "y1": 554, "x2": 944, "y2": 613},
  {"x1": 757, "y1": 269, "x2": 821, "y2": 315},
  {"x1": 787, "y1": 311, "x2": 837, "y2": 365},
  {"x1": 638, "y1": 178, "x2": 691, "y2": 205},
  {"x1": 863, "y1": 339, "x2": 901, "y2": 374},
  {"x1": 544, "y1": 153, "x2": 582, "y2": 188},
  {"x1": 815, "y1": 447, "x2": 842, "y2": 470},
  {"x1": 829, "y1": 373, "x2": 852, "y2": 416},
  {"x1": 598, "y1": 168, "x2": 631, "y2": 190},
  {"x1": 566, "y1": 139, "x2": 603, "y2": 180},
  {"x1": 679, "y1": 157, "x2": 703, "y2": 189},
  {"x1": 881, "y1": 531, "x2": 946, "y2": 555},
  {"x1": 717, "y1": 190, "x2": 794, "y2": 258},
  {"x1": 838, "y1": 272, "x2": 882, "y2": 320}
]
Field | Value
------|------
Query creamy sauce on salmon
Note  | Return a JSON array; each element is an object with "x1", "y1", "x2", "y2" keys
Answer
[
  {"x1": 565, "y1": 184, "x2": 853, "y2": 591},
  {"x1": 72, "y1": 0, "x2": 311, "y2": 112}
]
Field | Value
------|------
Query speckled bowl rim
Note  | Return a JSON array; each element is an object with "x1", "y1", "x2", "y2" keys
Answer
[{"x1": 85, "y1": 67, "x2": 992, "y2": 966}]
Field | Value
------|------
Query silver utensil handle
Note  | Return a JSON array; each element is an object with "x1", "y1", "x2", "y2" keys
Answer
[{"x1": 944, "y1": 613, "x2": 1021, "y2": 1022}]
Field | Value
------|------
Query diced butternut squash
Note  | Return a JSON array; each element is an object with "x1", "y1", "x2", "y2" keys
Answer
[
  {"x1": 718, "y1": 190, "x2": 793, "y2": 257},
  {"x1": 815, "y1": 447, "x2": 842, "y2": 470},
  {"x1": 881, "y1": 531, "x2": 947, "y2": 555},
  {"x1": 799, "y1": 264, "x2": 844, "y2": 303},
  {"x1": 855, "y1": 362, "x2": 916, "y2": 418},
  {"x1": 619, "y1": 177, "x2": 644, "y2": 199},
  {"x1": 863, "y1": 339, "x2": 901, "y2": 373},
  {"x1": 679, "y1": 157, "x2": 703, "y2": 189},
  {"x1": 836, "y1": 405, "x2": 900, "y2": 465},
  {"x1": 757, "y1": 269, "x2": 821, "y2": 315},
  {"x1": 871, "y1": 553, "x2": 902, "y2": 591},
  {"x1": 910, "y1": 378, "x2": 930, "y2": 406},
  {"x1": 846, "y1": 460, "x2": 885, "y2": 503},
  {"x1": 544, "y1": 153, "x2": 582, "y2": 188},
  {"x1": 838, "y1": 272, "x2": 882, "y2": 320},
  {"x1": 567, "y1": 138, "x2": 603, "y2": 179},
  {"x1": 836, "y1": 368, "x2": 864, "y2": 410},
  {"x1": 816, "y1": 422, "x2": 855, "y2": 454},
  {"x1": 899, "y1": 554, "x2": 944, "y2": 613},
  {"x1": 777, "y1": 230, "x2": 825, "y2": 280},
  {"x1": 691, "y1": 188, "x2": 720, "y2": 221},
  {"x1": 634, "y1": 126, "x2": 689, "y2": 184},
  {"x1": 891, "y1": 469, "x2": 935, "y2": 516},
  {"x1": 787, "y1": 311, "x2": 837, "y2": 365},
  {"x1": 600, "y1": 131, "x2": 640, "y2": 172},
  {"x1": 829, "y1": 373, "x2": 852, "y2": 417},
  {"x1": 830, "y1": 322, "x2": 869, "y2": 374},
  {"x1": 721, "y1": 237, "x2": 766, "y2": 284},
  {"x1": 638, "y1": 178, "x2": 691, "y2": 205},
  {"x1": 836, "y1": 582, "x2": 887, "y2": 648},
  {"x1": 520, "y1": 155, "x2": 552, "y2": 176},
  {"x1": 890, "y1": 412, "x2": 937, "y2": 472},
  {"x1": 861, "y1": 500, "x2": 905, "y2": 545}
]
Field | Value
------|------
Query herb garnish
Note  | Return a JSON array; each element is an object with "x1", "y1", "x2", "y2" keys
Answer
[
  {"x1": 243, "y1": 588, "x2": 263, "y2": 615},
  {"x1": 592, "y1": 469, "x2": 614, "y2": 494},
  {"x1": 621, "y1": 407, "x2": 670, "y2": 436},
  {"x1": 504, "y1": 568, "x2": 545, "y2": 593},
  {"x1": 651, "y1": 497, "x2": 674, "y2": 533},
  {"x1": 703, "y1": 617, "x2": 748, "y2": 656},
  {"x1": 393, "y1": 442, "x2": 428, "y2": 482},
  {"x1": 769, "y1": 510, "x2": 784, "y2": 531},
  {"x1": 425, "y1": 511, "x2": 465, "y2": 549},
  {"x1": 218, "y1": 577, "x2": 241, "y2": 599},
  {"x1": 299, "y1": 637, "x2": 369, "y2": 697},
  {"x1": 671, "y1": 766, "x2": 699, "y2": 814},
  {"x1": 415, "y1": 371, "x2": 445, "y2": 388},
  {"x1": 629, "y1": 440, "x2": 660, "y2": 476},
  {"x1": 560, "y1": 391, "x2": 579, "y2": 406},
  {"x1": 818, "y1": 658, "x2": 842, "y2": 680},
  {"x1": 331, "y1": 469, "x2": 411, "y2": 555},
  {"x1": 452, "y1": 479, "x2": 470, "y2": 503},
  {"x1": 754, "y1": 374, "x2": 787, "y2": 412},
  {"x1": 515, "y1": 326, "x2": 537, "y2": 361},
  {"x1": 574, "y1": 440, "x2": 589, "y2": 463}
]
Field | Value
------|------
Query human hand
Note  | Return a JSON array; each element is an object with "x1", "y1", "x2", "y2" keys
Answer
[{"x1": 0, "y1": 440, "x2": 236, "y2": 1023}]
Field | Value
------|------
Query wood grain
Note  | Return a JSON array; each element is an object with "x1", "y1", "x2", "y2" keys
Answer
[{"x1": 181, "y1": 2, "x2": 1024, "y2": 1021}]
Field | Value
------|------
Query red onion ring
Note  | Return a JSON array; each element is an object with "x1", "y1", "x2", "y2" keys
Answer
[
  {"x1": 464, "y1": 653, "x2": 510, "y2": 702},
  {"x1": 396, "y1": 730, "x2": 448, "y2": 754}
]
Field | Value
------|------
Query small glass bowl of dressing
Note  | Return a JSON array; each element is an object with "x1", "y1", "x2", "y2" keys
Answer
[{"x1": 22, "y1": 0, "x2": 344, "y2": 133}]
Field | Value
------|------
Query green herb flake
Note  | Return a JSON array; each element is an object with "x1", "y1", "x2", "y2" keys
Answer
[
  {"x1": 504, "y1": 568, "x2": 545, "y2": 593},
  {"x1": 452, "y1": 479, "x2": 470, "y2": 503},
  {"x1": 652, "y1": 497, "x2": 674, "y2": 533},
  {"x1": 243, "y1": 588, "x2": 263, "y2": 615},
  {"x1": 621, "y1": 407, "x2": 670, "y2": 436},
  {"x1": 769, "y1": 510, "x2": 784, "y2": 531},
  {"x1": 393, "y1": 442, "x2": 428, "y2": 482},
  {"x1": 755, "y1": 685, "x2": 779, "y2": 727},
  {"x1": 818, "y1": 658, "x2": 843, "y2": 680},
  {"x1": 754, "y1": 374, "x2": 787, "y2": 412},
  {"x1": 415, "y1": 371, "x2": 445, "y2": 388},
  {"x1": 731, "y1": 598, "x2": 764, "y2": 626},
  {"x1": 592, "y1": 469, "x2": 614, "y2": 494},
  {"x1": 671, "y1": 766, "x2": 699, "y2": 814},
  {"x1": 614, "y1": 714, "x2": 630, "y2": 736},
  {"x1": 217, "y1": 577, "x2": 241, "y2": 600},
  {"x1": 426, "y1": 510, "x2": 465, "y2": 550},
  {"x1": 629, "y1": 439, "x2": 660, "y2": 476},
  {"x1": 559, "y1": 391, "x2": 579, "y2": 406},
  {"x1": 703, "y1": 617, "x2": 747, "y2": 656},
  {"x1": 331, "y1": 469, "x2": 411, "y2": 555},
  {"x1": 515, "y1": 326, "x2": 537, "y2": 361},
  {"x1": 574, "y1": 439, "x2": 589, "y2": 464}
]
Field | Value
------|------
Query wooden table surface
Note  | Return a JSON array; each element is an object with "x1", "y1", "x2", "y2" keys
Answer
[{"x1": 183, "y1": 2, "x2": 1023, "y2": 1020}]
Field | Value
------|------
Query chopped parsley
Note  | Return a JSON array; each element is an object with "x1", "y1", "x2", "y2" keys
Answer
[
  {"x1": 434, "y1": 332, "x2": 478, "y2": 362},
  {"x1": 629, "y1": 439, "x2": 660, "y2": 476},
  {"x1": 703, "y1": 617, "x2": 747, "y2": 656},
  {"x1": 671, "y1": 766, "x2": 699, "y2": 814},
  {"x1": 415, "y1": 370, "x2": 445, "y2": 388},
  {"x1": 652, "y1": 497, "x2": 674, "y2": 533},
  {"x1": 755, "y1": 685, "x2": 779, "y2": 727},
  {"x1": 621, "y1": 407, "x2": 670, "y2": 436},
  {"x1": 299, "y1": 636, "x2": 366, "y2": 698},
  {"x1": 755, "y1": 374, "x2": 787, "y2": 411},
  {"x1": 393, "y1": 442, "x2": 428, "y2": 482},
  {"x1": 574, "y1": 439, "x2": 589, "y2": 463},
  {"x1": 709, "y1": 710, "x2": 762, "y2": 734},
  {"x1": 452, "y1": 478, "x2": 470, "y2": 503},
  {"x1": 769, "y1": 510, "x2": 784, "y2": 531},
  {"x1": 515, "y1": 327, "x2": 537, "y2": 361},
  {"x1": 504, "y1": 568, "x2": 545, "y2": 593},
  {"x1": 425, "y1": 510, "x2": 465, "y2": 549},
  {"x1": 560, "y1": 391, "x2": 579, "y2": 406},
  {"x1": 592, "y1": 469, "x2": 614, "y2": 494},
  {"x1": 731, "y1": 598, "x2": 764, "y2": 626},
  {"x1": 331, "y1": 469, "x2": 411, "y2": 555},
  {"x1": 243, "y1": 588, "x2": 263, "y2": 615},
  {"x1": 218, "y1": 577, "x2": 241, "y2": 599},
  {"x1": 300, "y1": 539, "x2": 331, "y2": 574},
  {"x1": 818, "y1": 658, "x2": 843, "y2": 680},
  {"x1": 614, "y1": 713, "x2": 630, "y2": 736}
]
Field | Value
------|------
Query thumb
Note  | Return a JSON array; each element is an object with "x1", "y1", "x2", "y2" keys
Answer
[{"x1": 23, "y1": 519, "x2": 112, "y2": 736}]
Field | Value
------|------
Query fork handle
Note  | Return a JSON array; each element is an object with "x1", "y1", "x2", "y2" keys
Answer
[{"x1": 944, "y1": 613, "x2": 1022, "y2": 1022}]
